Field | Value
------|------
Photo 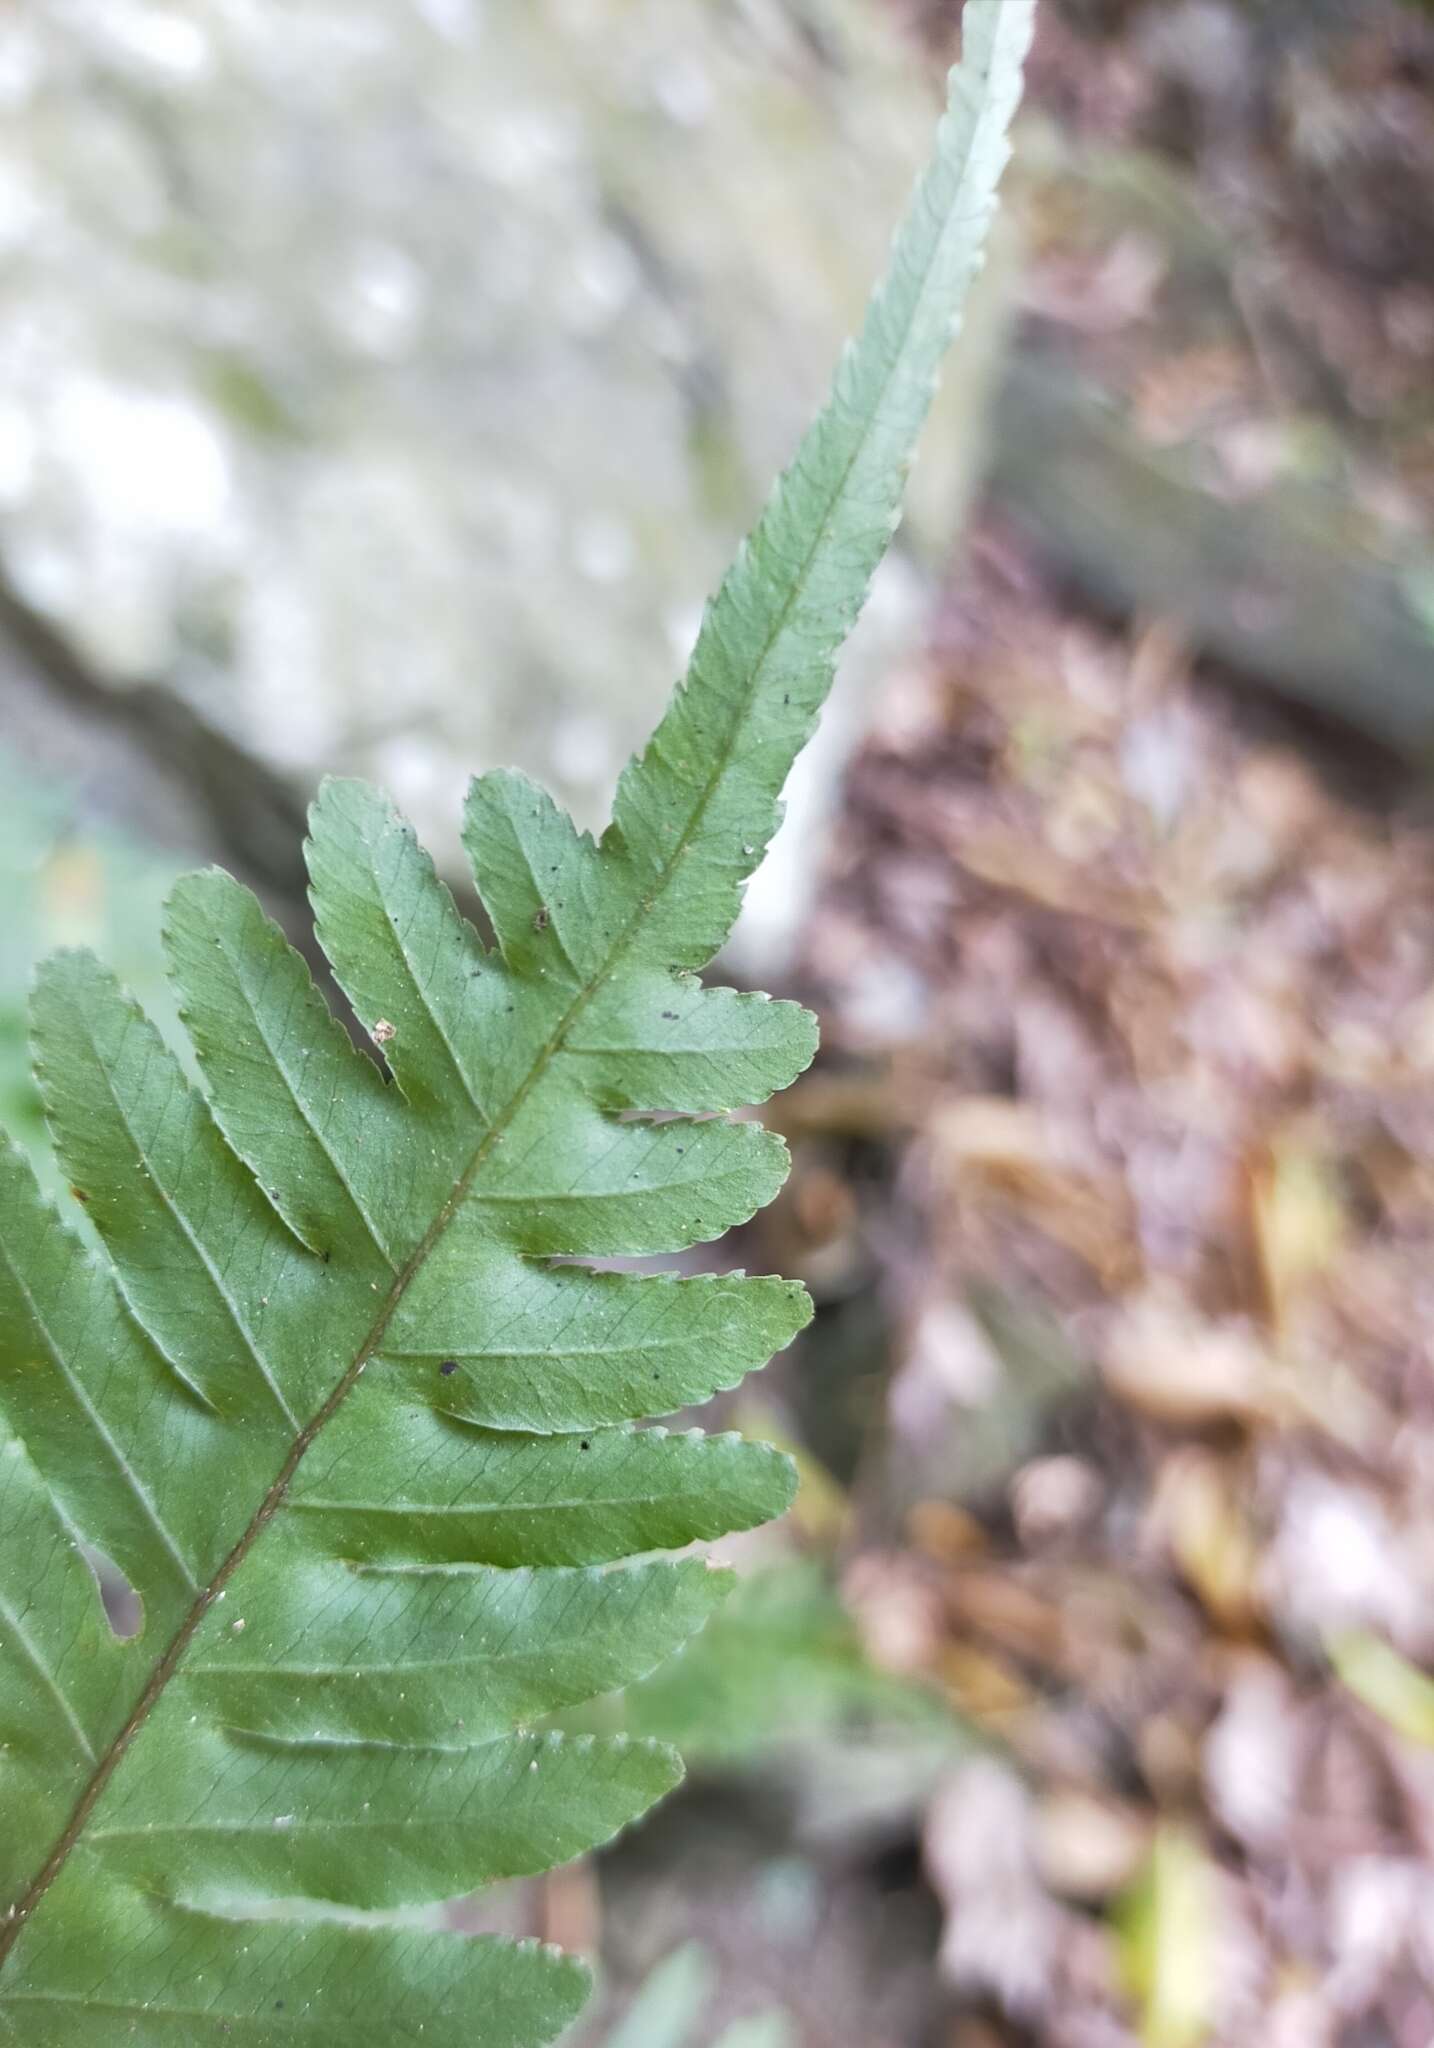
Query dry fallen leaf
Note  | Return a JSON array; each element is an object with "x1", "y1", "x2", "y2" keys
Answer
[
  {"x1": 1035, "y1": 1788, "x2": 1151, "y2": 1902},
  {"x1": 1102, "y1": 1295, "x2": 1276, "y2": 1428},
  {"x1": 1151, "y1": 1448, "x2": 1263, "y2": 1633}
]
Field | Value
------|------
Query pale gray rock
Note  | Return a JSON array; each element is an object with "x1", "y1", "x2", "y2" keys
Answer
[{"x1": 0, "y1": 0, "x2": 979, "y2": 960}]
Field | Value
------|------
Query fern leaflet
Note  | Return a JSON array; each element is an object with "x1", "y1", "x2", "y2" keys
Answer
[{"x1": 0, "y1": 5, "x2": 1033, "y2": 2038}]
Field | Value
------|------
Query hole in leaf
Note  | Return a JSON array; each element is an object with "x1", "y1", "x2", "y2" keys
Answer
[{"x1": 81, "y1": 1542, "x2": 143, "y2": 1640}]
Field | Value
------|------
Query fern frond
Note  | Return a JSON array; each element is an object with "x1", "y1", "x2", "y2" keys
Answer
[{"x1": 0, "y1": 5, "x2": 1033, "y2": 2037}]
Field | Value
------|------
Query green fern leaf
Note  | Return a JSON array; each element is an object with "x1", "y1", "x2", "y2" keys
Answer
[{"x1": 0, "y1": 4, "x2": 1033, "y2": 2037}]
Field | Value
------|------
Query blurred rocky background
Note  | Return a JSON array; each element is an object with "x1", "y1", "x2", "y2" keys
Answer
[
  {"x1": 0, "y1": 0, "x2": 979, "y2": 967},
  {"x1": 5, "y1": 1, "x2": 1434, "y2": 2044}
]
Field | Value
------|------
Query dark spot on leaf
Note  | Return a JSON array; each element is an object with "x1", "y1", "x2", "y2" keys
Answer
[
  {"x1": 580, "y1": 1440, "x2": 590, "y2": 1451},
  {"x1": 661, "y1": 1010, "x2": 677, "y2": 1020},
  {"x1": 439, "y1": 1360, "x2": 459, "y2": 1377},
  {"x1": 532, "y1": 906, "x2": 549, "y2": 932},
  {"x1": 69, "y1": 1186, "x2": 90, "y2": 1204}
]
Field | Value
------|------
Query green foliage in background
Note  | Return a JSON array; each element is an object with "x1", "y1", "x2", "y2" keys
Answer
[
  {"x1": 0, "y1": 769, "x2": 179, "y2": 1182},
  {"x1": 0, "y1": 4, "x2": 1032, "y2": 2037},
  {"x1": 572, "y1": 1560, "x2": 954, "y2": 1763},
  {"x1": 596, "y1": 1943, "x2": 794, "y2": 2048}
]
